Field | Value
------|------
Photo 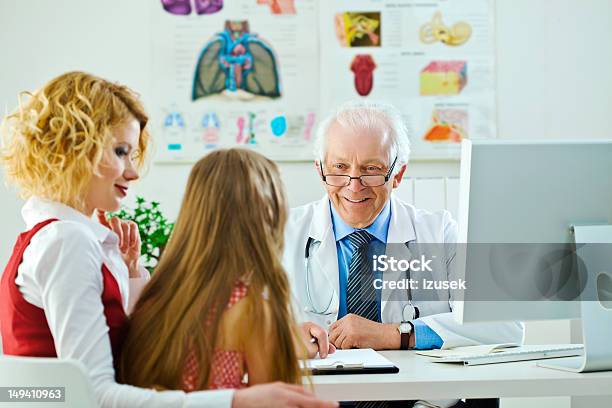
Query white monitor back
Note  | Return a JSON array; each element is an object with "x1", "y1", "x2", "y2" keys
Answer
[{"x1": 456, "y1": 139, "x2": 612, "y2": 323}]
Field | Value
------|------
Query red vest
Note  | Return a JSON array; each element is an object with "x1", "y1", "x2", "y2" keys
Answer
[{"x1": 0, "y1": 219, "x2": 128, "y2": 364}]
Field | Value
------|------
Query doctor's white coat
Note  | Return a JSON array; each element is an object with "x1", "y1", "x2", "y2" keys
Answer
[{"x1": 282, "y1": 194, "x2": 524, "y2": 349}]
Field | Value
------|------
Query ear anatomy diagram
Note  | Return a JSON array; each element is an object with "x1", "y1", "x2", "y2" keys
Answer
[
  {"x1": 193, "y1": 20, "x2": 282, "y2": 101},
  {"x1": 423, "y1": 108, "x2": 468, "y2": 143},
  {"x1": 161, "y1": 0, "x2": 223, "y2": 15},
  {"x1": 420, "y1": 61, "x2": 467, "y2": 96},
  {"x1": 420, "y1": 11, "x2": 472, "y2": 47},
  {"x1": 256, "y1": 0, "x2": 296, "y2": 15},
  {"x1": 350, "y1": 54, "x2": 376, "y2": 96},
  {"x1": 335, "y1": 12, "x2": 381, "y2": 47}
]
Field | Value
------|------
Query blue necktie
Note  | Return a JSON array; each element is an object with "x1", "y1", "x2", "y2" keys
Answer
[
  {"x1": 346, "y1": 231, "x2": 392, "y2": 408},
  {"x1": 346, "y1": 230, "x2": 380, "y2": 322}
]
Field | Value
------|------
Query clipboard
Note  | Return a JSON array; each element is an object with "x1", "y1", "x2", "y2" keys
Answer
[{"x1": 303, "y1": 349, "x2": 399, "y2": 375}]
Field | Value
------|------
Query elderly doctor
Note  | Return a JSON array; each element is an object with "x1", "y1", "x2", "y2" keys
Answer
[{"x1": 283, "y1": 101, "x2": 524, "y2": 355}]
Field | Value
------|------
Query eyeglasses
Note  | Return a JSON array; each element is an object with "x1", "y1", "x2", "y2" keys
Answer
[{"x1": 320, "y1": 157, "x2": 398, "y2": 187}]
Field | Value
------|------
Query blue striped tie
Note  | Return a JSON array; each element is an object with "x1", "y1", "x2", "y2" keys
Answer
[
  {"x1": 345, "y1": 231, "x2": 392, "y2": 408},
  {"x1": 346, "y1": 230, "x2": 380, "y2": 322}
]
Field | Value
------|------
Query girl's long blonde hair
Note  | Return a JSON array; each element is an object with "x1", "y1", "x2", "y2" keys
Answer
[{"x1": 120, "y1": 148, "x2": 303, "y2": 389}]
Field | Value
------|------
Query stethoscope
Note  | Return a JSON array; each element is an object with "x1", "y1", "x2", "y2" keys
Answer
[
  {"x1": 304, "y1": 237, "x2": 336, "y2": 315},
  {"x1": 303, "y1": 236, "x2": 420, "y2": 319}
]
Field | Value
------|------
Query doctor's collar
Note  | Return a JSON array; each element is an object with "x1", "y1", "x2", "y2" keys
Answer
[{"x1": 328, "y1": 200, "x2": 390, "y2": 244}]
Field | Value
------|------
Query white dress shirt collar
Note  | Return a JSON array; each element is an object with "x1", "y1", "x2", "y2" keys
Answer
[{"x1": 22, "y1": 196, "x2": 114, "y2": 244}]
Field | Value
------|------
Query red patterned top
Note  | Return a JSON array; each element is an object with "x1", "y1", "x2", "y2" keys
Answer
[{"x1": 181, "y1": 281, "x2": 249, "y2": 391}]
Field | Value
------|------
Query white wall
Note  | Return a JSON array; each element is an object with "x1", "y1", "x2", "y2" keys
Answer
[
  {"x1": 0, "y1": 0, "x2": 465, "y2": 266},
  {"x1": 1, "y1": 1, "x2": 612, "y2": 406},
  {"x1": 3, "y1": 0, "x2": 611, "y2": 237}
]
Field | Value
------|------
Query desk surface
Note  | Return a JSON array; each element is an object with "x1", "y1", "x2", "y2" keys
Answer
[{"x1": 309, "y1": 351, "x2": 612, "y2": 401}]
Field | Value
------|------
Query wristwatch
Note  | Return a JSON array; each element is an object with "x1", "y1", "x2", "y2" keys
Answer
[{"x1": 397, "y1": 321, "x2": 414, "y2": 350}]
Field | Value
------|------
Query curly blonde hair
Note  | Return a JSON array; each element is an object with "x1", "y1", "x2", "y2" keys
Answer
[{"x1": 0, "y1": 71, "x2": 150, "y2": 210}]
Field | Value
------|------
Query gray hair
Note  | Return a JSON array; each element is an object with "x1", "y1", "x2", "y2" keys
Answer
[{"x1": 313, "y1": 100, "x2": 411, "y2": 172}]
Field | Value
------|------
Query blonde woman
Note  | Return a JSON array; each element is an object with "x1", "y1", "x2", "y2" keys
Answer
[
  {"x1": 120, "y1": 148, "x2": 320, "y2": 391},
  {"x1": 0, "y1": 72, "x2": 336, "y2": 408}
]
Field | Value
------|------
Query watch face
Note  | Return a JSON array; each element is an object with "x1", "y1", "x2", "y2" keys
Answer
[{"x1": 400, "y1": 322, "x2": 411, "y2": 333}]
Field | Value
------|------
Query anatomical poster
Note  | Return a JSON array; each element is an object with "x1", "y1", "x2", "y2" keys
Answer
[
  {"x1": 152, "y1": 0, "x2": 494, "y2": 162},
  {"x1": 151, "y1": 0, "x2": 318, "y2": 161},
  {"x1": 320, "y1": 0, "x2": 496, "y2": 159}
]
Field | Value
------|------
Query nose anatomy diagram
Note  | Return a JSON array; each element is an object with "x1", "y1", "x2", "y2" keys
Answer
[{"x1": 423, "y1": 109, "x2": 468, "y2": 143}]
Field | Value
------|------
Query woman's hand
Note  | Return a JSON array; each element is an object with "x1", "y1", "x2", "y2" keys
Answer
[
  {"x1": 96, "y1": 210, "x2": 142, "y2": 278},
  {"x1": 233, "y1": 382, "x2": 338, "y2": 408}
]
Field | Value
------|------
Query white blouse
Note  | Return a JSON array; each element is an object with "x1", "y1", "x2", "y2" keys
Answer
[{"x1": 14, "y1": 197, "x2": 233, "y2": 408}]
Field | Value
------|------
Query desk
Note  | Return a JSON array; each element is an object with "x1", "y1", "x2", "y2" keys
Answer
[{"x1": 310, "y1": 351, "x2": 612, "y2": 401}]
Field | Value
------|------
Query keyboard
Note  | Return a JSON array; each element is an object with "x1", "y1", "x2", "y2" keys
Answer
[{"x1": 431, "y1": 344, "x2": 584, "y2": 366}]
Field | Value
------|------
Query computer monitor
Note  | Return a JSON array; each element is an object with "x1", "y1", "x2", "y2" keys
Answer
[{"x1": 454, "y1": 139, "x2": 612, "y2": 372}]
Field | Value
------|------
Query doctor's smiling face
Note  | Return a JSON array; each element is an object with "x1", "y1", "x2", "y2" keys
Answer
[{"x1": 318, "y1": 120, "x2": 406, "y2": 229}]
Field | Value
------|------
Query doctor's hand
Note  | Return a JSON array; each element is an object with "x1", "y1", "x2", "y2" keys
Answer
[
  {"x1": 300, "y1": 322, "x2": 336, "y2": 358},
  {"x1": 329, "y1": 314, "x2": 400, "y2": 350},
  {"x1": 232, "y1": 382, "x2": 338, "y2": 408}
]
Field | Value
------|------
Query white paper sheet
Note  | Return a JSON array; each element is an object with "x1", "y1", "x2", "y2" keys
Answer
[{"x1": 302, "y1": 348, "x2": 396, "y2": 369}]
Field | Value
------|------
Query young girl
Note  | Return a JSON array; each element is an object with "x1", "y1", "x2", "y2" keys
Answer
[
  {"x1": 0, "y1": 72, "x2": 332, "y2": 408},
  {"x1": 120, "y1": 148, "x2": 305, "y2": 391}
]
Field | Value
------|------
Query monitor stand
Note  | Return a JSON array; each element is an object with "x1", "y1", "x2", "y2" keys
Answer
[{"x1": 539, "y1": 224, "x2": 612, "y2": 372}]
